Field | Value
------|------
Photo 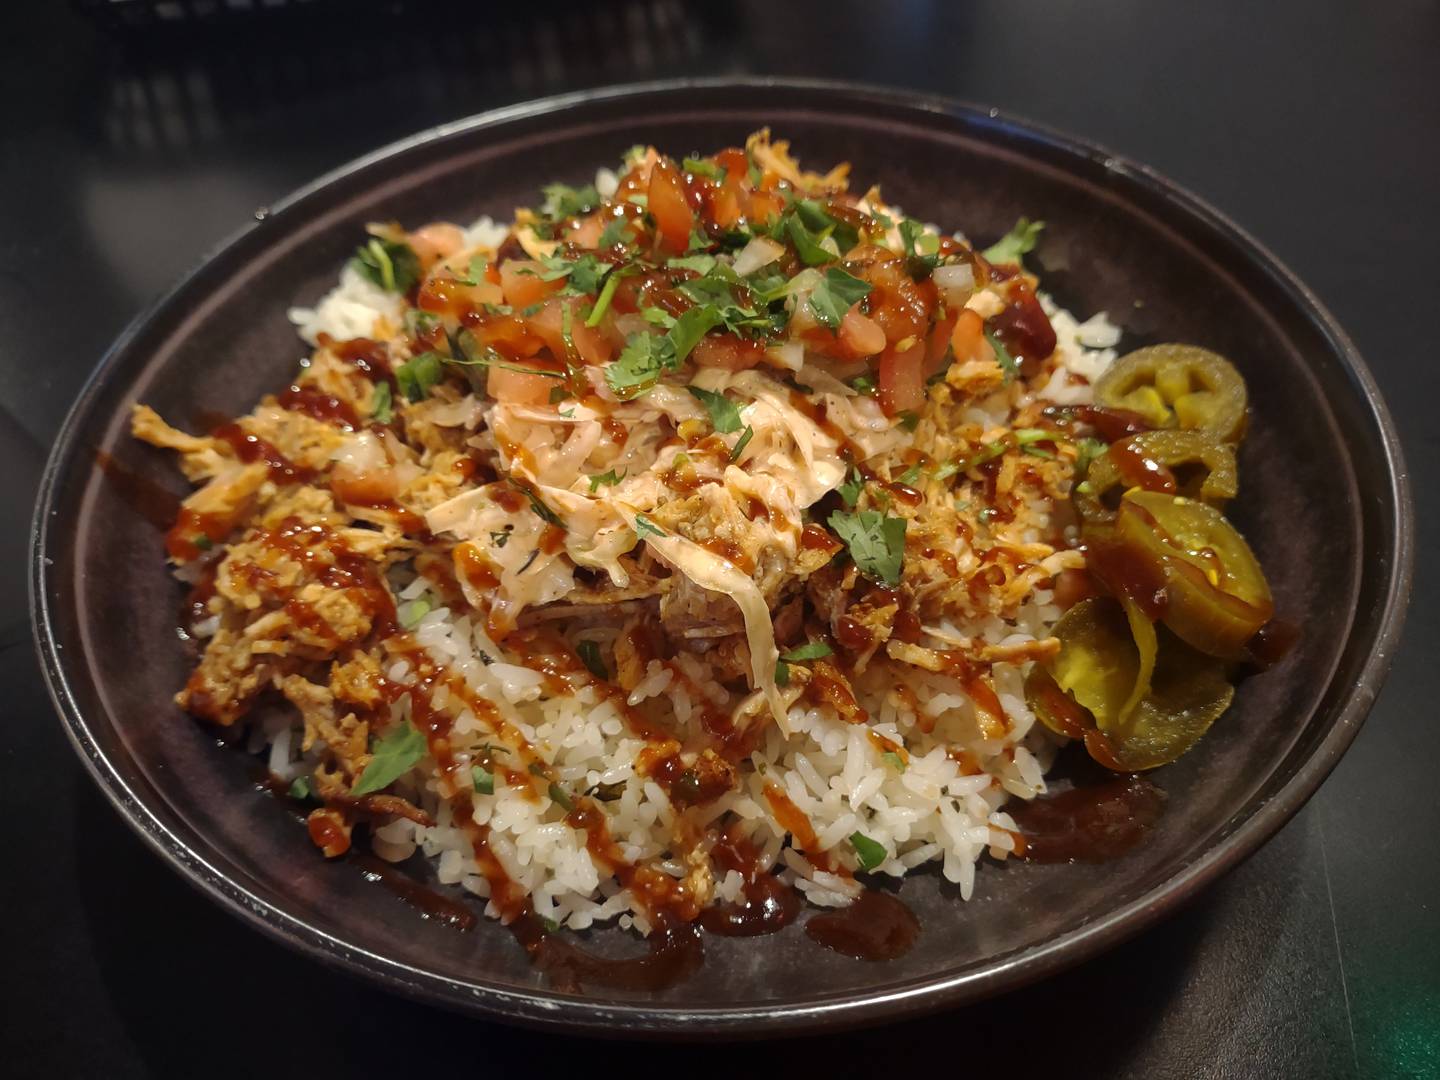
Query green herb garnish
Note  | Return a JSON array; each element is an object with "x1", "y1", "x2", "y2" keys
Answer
[
  {"x1": 828, "y1": 509, "x2": 907, "y2": 586},
  {"x1": 395, "y1": 351, "x2": 444, "y2": 402},
  {"x1": 808, "y1": 266, "x2": 873, "y2": 331},
  {"x1": 982, "y1": 217, "x2": 1045, "y2": 267},
  {"x1": 548, "y1": 782, "x2": 574, "y2": 811},
  {"x1": 398, "y1": 598, "x2": 431, "y2": 630},
  {"x1": 729, "y1": 425, "x2": 754, "y2": 462},
  {"x1": 849, "y1": 831, "x2": 887, "y2": 872},
  {"x1": 351, "y1": 720, "x2": 427, "y2": 796},
  {"x1": 634, "y1": 513, "x2": 666, "y2": 539},
  {"x1": 986, "y1": 331, "x2": 1018, "y2": 382},
  {"x1": 780, "y1": 641, "x2": 832, "y2": 662},
  {"x1": 352, "y1": 237, "x2": 420, "y2": 293},
  {"x1": 838, "y1": 465, "x2": 865, "y2": 508},
  {"x1": 588, "y1": 469, "x2": 625, "y2": 492},
  {"x1": 881, "y1": 751, "x2": 906, "y2": 772},
  {"x1": 288, "y1": 776, "x2": 313, "y2": 800},
  {"x1": 507, "y1": 479, "x2": 563, "y2": 528},
  {"x1": 472, "y1": 766, "x2": 495, "y2": 796},
  {"x1": 370, "y1": 380, "x2": 393, "y2": 423},
  {"x1": 541, "y1": 181, "x2": 600, "y2": 219},
  {"x1": 687, "y1": 385, "x2": 743, "y2": 433},
  {"x1": 577, "y1": 640, "x2": 608, "y2": 680}
]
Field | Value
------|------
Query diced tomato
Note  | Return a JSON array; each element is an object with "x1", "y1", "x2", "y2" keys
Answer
[
  {"x1": 950, "y1": 309, "x2": 994, "y2": 366},
  {"x1": 838, "y1": 307, "x2": 886, "y2": 358},
  {"x1": 564, "y1": 214, "x2": 604, "y2": 249},
  {"x1": 648, "y1": 158, "x2": 696, "y2": 256},
  {"x1": 469, "y1": 312, "x2": 543, "y2": 359},
  {"x1": 499, "y1": 259, "x2": 563, "y2": 309},
  {"x1": 486, "y1": 365, "x2": 558, "y2": 406},
  {"x1": 924, "y1": 310, "x2": 959, "y2": 377},
  {"x1": 690, "y1": 333, "x2": 766, "y2": 371},
  {"x1": 877, "y1": 338, "x2": 927, "y2": 416},
  {"x1": 416, "y1": 274, "x2": 504, "y2": 320},
  {"x1": 407, "y1": 223, "x2": 466, "y2": 267},
  {"x1": 527, "y1": 299, "x2": 615, "y2": 368}
]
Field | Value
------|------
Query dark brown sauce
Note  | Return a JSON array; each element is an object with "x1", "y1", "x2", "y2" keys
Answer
[
  {"x1": 1049, "y1": 404, "x2": 1155, "y2": 442},
  {"x1": 278, "y1": 384, "x2": 360, "y2": 429},
  {"x1": 1086, "y1": 538, "x2": 1169, "y2": 621},
  {"x1": 1109, "y1": 438, "x2": 1177, "y2": 494},
  {"x1": 987, "y1": 279, "x2": 1057, "y2": 378},
  {"x1": 512, "y1": 912, "x2": 704, "y2": 993},
  {"x1": 1245, "y1": 617, "x2": 1299, "y2": 670},
  {"x1": 352, "y1": 853, "x2": 478, "y2": 930},
  {"x1": 213, "y1": 423, "x2": 314, "y2": 484},
  {"x1": 698, "y1": 830, "x2": 802, "y2": 937},
  {"x1": 805, "y1": 890, "x2": 920, "y2": 960},
  {"x1": 1010, "y1": 775, "x2": 1165, "y2": 863}
]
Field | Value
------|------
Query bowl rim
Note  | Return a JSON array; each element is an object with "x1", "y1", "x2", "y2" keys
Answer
[{"x1": 30, "y1": 76, "x2": 1415, "y2": 1036}]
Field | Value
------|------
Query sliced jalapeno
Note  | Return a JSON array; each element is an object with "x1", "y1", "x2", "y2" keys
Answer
[
  {"x1": 1074, "y1": 430, "x2": 1238, "y2": 524},
  {"x1": 1025, "y1": 596, "x2": 1235, "y2": 771},
  {"x1": 1093, "y1": 345, "x2": 1248, "y2": 443},
  {"x1": 1113, "y1": 490, "x2": 1274, "y2": 658}
]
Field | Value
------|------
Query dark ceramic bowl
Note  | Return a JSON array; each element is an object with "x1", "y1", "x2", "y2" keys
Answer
[{"x1": 31, "y1": 80, "x2": 1411, "y2": 1036}]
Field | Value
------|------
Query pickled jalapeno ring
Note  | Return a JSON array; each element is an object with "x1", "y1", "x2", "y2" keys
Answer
[
  {"x1": 1093, "y1": 344, "x2": 1248, "y2": 443},
  {"x1": 1074, "y1": 430, "x2": 1238, "y2": 524}
]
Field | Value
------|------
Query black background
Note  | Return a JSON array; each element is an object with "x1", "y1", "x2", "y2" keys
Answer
[{"x1": 3, "y1": 2, "x2": 1436, "y2": 1077}]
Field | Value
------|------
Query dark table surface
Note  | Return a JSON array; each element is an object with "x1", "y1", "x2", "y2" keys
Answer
[{"x1": 4, "y1": 2, "x2": 1436, "y2": 1076}]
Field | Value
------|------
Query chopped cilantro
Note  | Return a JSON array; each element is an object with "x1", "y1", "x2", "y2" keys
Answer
[
  {"x1": 958, "y1": 428, "x2": 1056, "y2": 472},
  {"x1": 634, "y1": 513, "x2": 666, "y2": 539},
  {"x1": 898, "y1": 462, "x2": 924, "y2": 485},
  {"x1": 687, "y1": 385, "x2": 743, "y2": 434},
  {"x1": 370, "y1": 380, "x2": 393, "y2": 423},
  {"x1": 351, "y1": 720, "x2": 427, "y2": 796},
  {"x1": 472, "y1": 766, "x2": 494, "y2": 796},
  {"x1": 668, "y1": 304, "x2": 722, "y2": 362},
  {"x1": 351, "y1": 237, "x2": 420, "y2": 293},
  {"x1": 982, "y1": 217, "x2": 1045, "y2": 267},
  {"x1": 780, "y1": 641, "x2": 832, "y2": 662},
  {"x1": 605, "y1": 332, "x2": 674, "y2": 399},
  {"x1": 641, "y1": 307, "x2": 677, "y2": 329},
  {"x1": 585, "y1": 271, "x2": 622, "y2": 327},
  {"x1": 398, "y1": 598, "x2": 431, "y2": 630},
  {"x1": 541, "y1": 181, "x2": 600, "y2": 219},
  {"x1": 288, "y1": 776, "x2": 313, "y2": 800},
  {"x1": 838, "y1": 465, "x2": 865, "y2": 508},
  {"x1": 849, "y1": 374, "x2": 877, "y2": 395},
  {"x1": 577, "y1": 640, "x2": 608, "y2": 680},
  {"x1": 775, "y1": 660, "x2": 791, "y2": 687},
  {"x1": 668, "y1": 253, "x2": 718, "y2": 275},
  {"x1": 547, "y1": 782, "x2": 574, "y2": 812},
  {"x1": 539, "y1": 252, "x2": 607, "y2": 295},
  {"x1": 588, "y1": 469, "x2": 625, "y2": 492},
  {"x1": 897, "y1": 411, "x2": 921, "y2": 432},
  {"x1": 986, "y1": 331, "x2": 1018, "y2": 382},
  {"x1": 394, "y1": 351, "x2": 444, "y2": 402},
  {"x1": 682, "y1": 156, "x2": 724, "y2": 180},
  {"x1": 849, "y1": 831, "x2": 887, "y2": 872},
  {"x1": 597, "y1": 216, "x2": 633, "y2": 248},
  {"x1": 508, "y1": 479, "x2": 563, "y2": 528},
  {"x1": 828, "y1": 509, "x2": 907, "y2": 586},
  {"x1": 405, "y1": 309, "x2": 441, "y2": 337},
  {"x1": 686, "y1": 224, "x2": 714, "y2": 253},
  {"x1": 808, "y1": 266, "x2": 873, "y2": 330},
  {"x1": 449, "y1": 333, "x2": 565, "y2": 381},
  {"x1": 548, "y1": 385, "x2": 573, "y2": 405},
  {"x1": 193, "y1": 535, "x2": 213, "y2": 552},
  {"x1": 729, "y1": 425, "x2": 754, "y2": 462},
  {"x1": 881, "y1": 750, "x2": 906, "y2": 772}
]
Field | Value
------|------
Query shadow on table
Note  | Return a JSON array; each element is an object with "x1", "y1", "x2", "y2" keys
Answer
[{"x1": 73, "y1": 778, "x2": 1305, "y2": 1079}]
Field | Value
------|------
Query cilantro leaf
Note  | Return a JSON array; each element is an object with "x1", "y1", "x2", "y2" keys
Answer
[
  {"x1": 982, "y1": 217, "x2": 1045, "y2": 267},
  {"x1": 668, "y1": 254, "x2": 717, "y2": 274},
  {"x1": 634, "y1": 513, "x2": 666, "y2": 538},
  {"x1": 687, "y1": 386, "x2": 743, "y2": 433},
  {"x1": 351, "y1": 720, "x2": 427, "y2": 796},
  {"x1": 775, "y1": 660, "x2": 791, "y2": 687},
  {"x1": 729, "y1": 425, "x2": 754, "y2": 462},
  {"x1": 351, "y1": 237, "x2": 420, "y2": 293},
  {"x1": 682, "y1": 156, "x2": 724, "y2": 180},
  {"x1": 849, "y1": 831, "x2": 887, "y2": 872},
  {"x1": 395, "y1": 351, "x2": 444, "y2": 402},
  {"x1": 828, "y1": 509, "x2": 907, "y2": 586},
  {"x1": 1075, "y1": 437, "x2": 1108, "y2": 478},
  {"x1": 577, "y1": 640, "x2": 608, "y2": 680},
  {"x1": 541, "y1": 181, "x2": 600, "y2": 219},
  {"x1": 784, "y1": 213, "x2": 835, "y2": 267},
  {"x1": 668, "y1": 304, "x2": 722, "y2": 363},
  {"x1": 508, "y1": 479, "x2": 564, "y2": 528},
  {"x1": 369, "y1": 380, "x2": 393, "y2": 424},
  {"x1": 838, "y1": 465, "x2": 864, "y2": 508},
  {"x1": 780, "y1": 641, "x2": 832, "y2": 662},
  {"x1": 849, "y1": 374, "x2": 877, "y2": 395},
  {"x1": 588, "y1": 468, "x2": 625, "y2": 492},
  {"x1": 881, "y1": 750, "x2": 906, "y2": 772},
  {"x1": 539, "y1": 252, "x2": 607, "y2": 295},
  {"x1": 808, "y1": 267, "x2": 873, "y2": 331},
  {"x1": 605, "y1": 332, "x2": 673, "y2": 398},
  {"x1": 985, "y1": 331, "x2": 1018, "y2": 382},
  {"x1": 597, "y1": 216, "x2": 634, "y2": 248}
]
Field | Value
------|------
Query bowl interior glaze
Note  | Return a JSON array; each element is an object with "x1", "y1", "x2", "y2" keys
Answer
[{"x1": 32, "y1": 81, "x2": 1410, "y2": 1036}]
